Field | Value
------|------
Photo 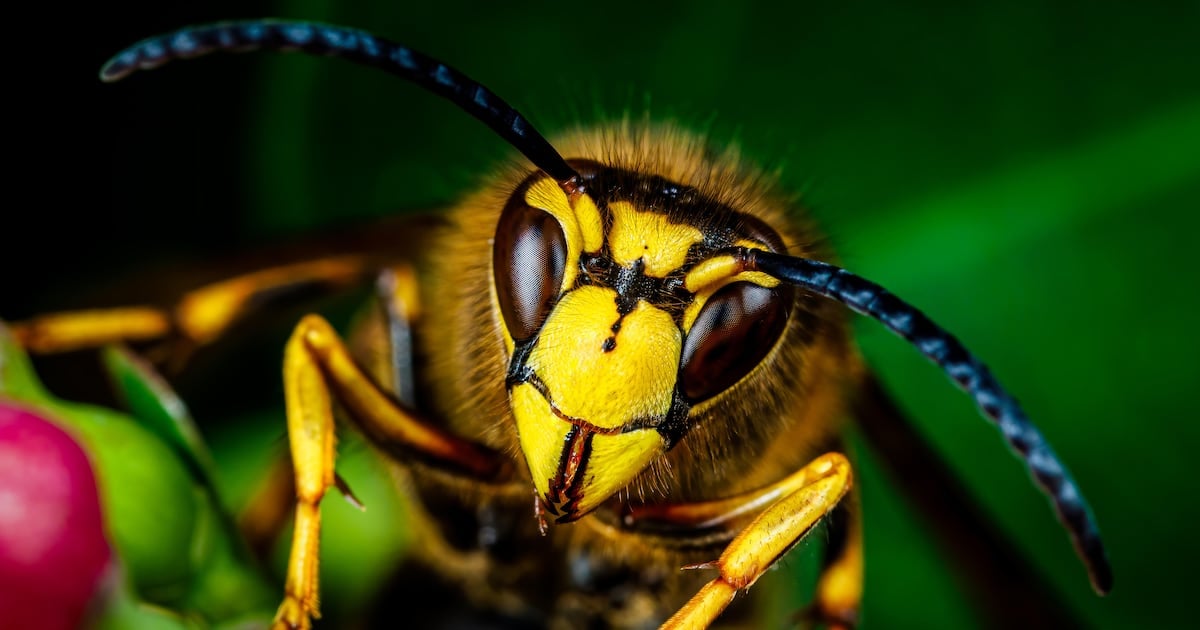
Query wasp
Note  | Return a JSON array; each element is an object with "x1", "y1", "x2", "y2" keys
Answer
[{"x1": 9, "y1": 19, "x2": 1112, "y2": 629}]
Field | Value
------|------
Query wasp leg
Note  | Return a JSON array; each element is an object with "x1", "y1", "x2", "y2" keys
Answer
[
  {"x1": 239, "y1": 265, "x2": 422, "y2": 561},
  {"x1": 274, "y1": 314, "x2": 506, "y2": 630},
  {"x1": 659, "y1": 453, "x2": 853, "y2": 630},
  {"x1": 9, "y1": 307, "x2": 172, "y2": 353},
  {"x1": 11, "y1": 256, "x2": 370, "y2": 355},
  {"x1": 804, "y1": 491, "x2": 863, "y2": 630},
  {"x1": 376, "y1": 266, "x2": 421, "y2": 407}
]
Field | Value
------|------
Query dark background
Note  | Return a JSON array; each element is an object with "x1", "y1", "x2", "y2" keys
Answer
[{"x1": 4, "y1": 1, "x2": 1199, "y2": 627}]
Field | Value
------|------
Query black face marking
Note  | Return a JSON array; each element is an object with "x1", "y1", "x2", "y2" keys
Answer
[
  {"x1": 553, "y1": 165, "x2": 790, "y2": 330},
  {"x1": 504, "y1": 337, "x2": 537, "y2": 387},
  {"x1": 656, "y1": 392, "x2": 693, "y2": 448},
  {"x1": 548, "y1": 425, "x2": 578, "y2": 502},
  {"x1": 578, "y1": 251, "x2": 692, "y2": 325},
  {"x1": 581, "y1": 253, "x2": 613, "y2": 280},
  {"x1": 518, "y1": 372, "x2": 677, "y2": 436},
  {"x1": 613, "y1": 259, "x2": 654, "y2": 315},
  {"x1": 548, "y1": 427, "x2": 594, "y2": 521},
  {"x1": 601, "y1": 337, "x2": 616, "y2": 352}
]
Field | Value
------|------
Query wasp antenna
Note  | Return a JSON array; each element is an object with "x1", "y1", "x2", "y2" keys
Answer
[
  {"x1": 100, "y1": 19, "x2": 580, "y2": 184},
  {"x1": 740, "y1": 248, "x2": 1113, "y2": 595}
]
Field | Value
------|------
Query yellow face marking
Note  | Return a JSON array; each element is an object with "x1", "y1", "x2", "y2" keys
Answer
[
  {"x1": 525, "y1": 178, "x2": 583, "y2": 289},
  {"x1": 569, "y1": 430, "x2": 664, "y2": 516},
  {"x1": 572, "y1": 192, "x2": 605, "y2": 253},
  {"x1": 684, "y1": 256, "x2": 741, "y2": 293},
  {"x1": 681, "y1": 253, "x2": 781, "y2": 332},
  {"x1": 522, "y1": 177, "x2": 607, "y2": 294},
  {"x1": 528, "y1": 285, "x2": 680, "y2": 429},
  {"x1": 684, "y1": 253, "x2": 779, "y2": 294},
  {"x1": 510, "y1": 381, "x2": 665, "y2": 517},
  {"x1": 511, "y1": 382, "x2": 574, "y2": 500},
  {"x1": 608, "y1": 200, "x2": 704, "y2": 278}
]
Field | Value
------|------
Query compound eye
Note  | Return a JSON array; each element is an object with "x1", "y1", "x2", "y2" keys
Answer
[
  {"x1": 679, "y1": 282, "x2": 789, "y2": 402},
  {"x1": 493, "y1": 198, "x2": 568, "y2": 341}
]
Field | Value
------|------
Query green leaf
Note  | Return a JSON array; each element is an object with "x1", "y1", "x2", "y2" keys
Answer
[
  {"x1": 0, "y1": 322, "x2": 50, "y2": 401},
  {"x1": 102, "y1": 345, "x2": 218, "y2": 488}
]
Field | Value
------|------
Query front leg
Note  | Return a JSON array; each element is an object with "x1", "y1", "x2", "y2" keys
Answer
[
  {"x1": 274, "y1": 314, "x2": 508, "y2": 629},
  {"x1": 660, "y1": 453, "x2": 854, "y2": 630}
]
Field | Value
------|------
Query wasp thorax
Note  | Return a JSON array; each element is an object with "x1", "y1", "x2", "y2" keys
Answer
[{"x1": 493, "y1": 164, "x2": 795, "y2": 521}]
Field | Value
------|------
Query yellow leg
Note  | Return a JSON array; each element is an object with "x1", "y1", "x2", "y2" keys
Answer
[
  {"x1": 807, "y1": 492, "x2": 863, "y2": 629},
  {"x1": 660, "y1": 453, "x2": 853, "y2": 630},
  {"x1": 240, "y1": 264, "x2": 425, "y2": 563},
  {"x1": 11, "y1": 307, "x2": 172, "y2": 353},
  {"x1": 10, "y1": 256, "x2": 370, "y2": 354},
  {"x1": 272, "y1": 314, "x2": 508, "y2": 630},
  {"x1": 273, "y1": 318, "x2": 337, "y2": 630}
]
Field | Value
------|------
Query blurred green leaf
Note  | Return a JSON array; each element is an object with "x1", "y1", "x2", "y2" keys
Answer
[
  {"x1": 0, "y1": 323, "x2": 50, "y2": 402},
  {"x1": 103, "y1": 345, "x2": 219, "y2": 488},
  {"x1": 848, "y1": 100, "x2": 1200, "y2": 283}
]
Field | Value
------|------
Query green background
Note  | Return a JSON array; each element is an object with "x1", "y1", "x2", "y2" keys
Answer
[{"x1": 7, "y1": 1, "x2": 1199, "y2": 627}]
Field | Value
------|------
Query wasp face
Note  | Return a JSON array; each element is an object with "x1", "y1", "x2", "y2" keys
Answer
[{"x1": 493, "y1": 163, "x2": 792, "y2": 522}]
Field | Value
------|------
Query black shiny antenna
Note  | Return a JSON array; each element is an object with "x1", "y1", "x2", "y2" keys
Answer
[
  {"x1": 101, "y1": 19, "x2": 580, "y2": 184},
  {"x1": 738, "y1": 247, "x2": 1113, "y2": 596}
]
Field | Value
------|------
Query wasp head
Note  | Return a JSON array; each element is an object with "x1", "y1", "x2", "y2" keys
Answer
[{"x1": 493, "y1": 162, "x2": 793, "y2": 522}]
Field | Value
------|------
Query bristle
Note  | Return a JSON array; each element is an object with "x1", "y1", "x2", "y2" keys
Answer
[
  {"x1": 100, "y1": 19, "x2": 578, "y2": 183},
  {"x1": 743, "y1": 248, "x2": 1113, "y2": 595}
]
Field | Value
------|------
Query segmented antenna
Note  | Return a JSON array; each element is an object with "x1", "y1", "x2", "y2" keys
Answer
[
  {"x1": 741, "y1": 248, "x2": 1113, "y2": 595},
  {"x1": 100, "y1": 19, "x2": 579, "y2": 183}
]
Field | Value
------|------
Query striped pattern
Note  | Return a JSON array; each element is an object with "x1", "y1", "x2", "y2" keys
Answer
[
  {"x1": 99, "y1": 19, "x2": 578, "y2": 182},
  {"x1": 745, "y1": 247, "x2": 1113, "y2": 595}
]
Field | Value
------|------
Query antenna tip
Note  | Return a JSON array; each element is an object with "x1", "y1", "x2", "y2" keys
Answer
[
  {"x1": 99, "y1": 49, "x2": 141, "y2": 83},
  {"x1": 98, "y1": 63, "x2": 124, "y2": 83}
]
